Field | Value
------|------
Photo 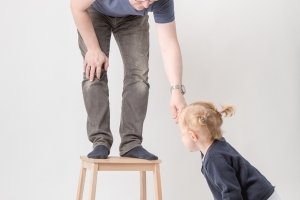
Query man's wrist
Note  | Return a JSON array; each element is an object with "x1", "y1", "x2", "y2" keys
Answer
[
  {"x1": 87, "y1": 45, "x2": 101, "y2": 52},
  {"x1": 171, "y1": 89, "x2": 183, "y2": 96},
  {"x1": 170, "y1": 85, "x2": 186, "y2": 94}
]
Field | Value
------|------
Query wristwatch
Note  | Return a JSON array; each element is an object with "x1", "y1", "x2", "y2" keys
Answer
[{"x1": 170, "y1": 85, "x2": 186, "y2": 94}]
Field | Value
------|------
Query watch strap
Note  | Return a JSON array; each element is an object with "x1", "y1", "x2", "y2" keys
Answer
[{"x1": 170, "y1": 85, "x2": 185, "y2": 94}]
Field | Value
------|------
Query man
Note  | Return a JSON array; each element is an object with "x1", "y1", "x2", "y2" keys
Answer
[{"x1": 70, "y1": 0, "x2": 186, "y2": 160}]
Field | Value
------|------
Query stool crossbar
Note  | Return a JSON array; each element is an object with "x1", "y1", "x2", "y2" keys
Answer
[{"x1": 76, "y1": 156, "x2": 162, "y2": 200}]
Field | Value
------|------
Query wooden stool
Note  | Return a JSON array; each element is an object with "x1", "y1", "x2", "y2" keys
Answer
[{"x1": 76, "y1": 156, "x2": 162, "y2": 200}]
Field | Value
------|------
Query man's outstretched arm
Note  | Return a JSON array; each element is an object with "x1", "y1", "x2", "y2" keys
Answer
[{"x1": 156, "y1": 21, "x2": 186, "y2": 123}]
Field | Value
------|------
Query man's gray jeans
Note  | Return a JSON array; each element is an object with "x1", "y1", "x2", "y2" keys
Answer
[{"x1": 78, "y1": 6, "x2": 150, "y2": 155}]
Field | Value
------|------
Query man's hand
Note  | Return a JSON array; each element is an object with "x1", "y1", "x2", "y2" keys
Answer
[
  {"x1": 84, "y1": 48, "x2": 109, "y2": 82},
  {"x1": 170, "y1": 89, "x2": 186, "y2": 123}
]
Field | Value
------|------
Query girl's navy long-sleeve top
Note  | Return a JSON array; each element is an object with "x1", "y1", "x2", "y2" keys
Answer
[{"x1": 201, "y1": 138, "x2": 274, "y2": 200}]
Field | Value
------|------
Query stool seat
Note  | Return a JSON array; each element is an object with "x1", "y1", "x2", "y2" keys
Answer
[
  {"x1": 81, "y1": 156, "x2": 161, "y2": 163},
  {"x1": 76, "y1": 156, "x2": 162, "y2": 200}
]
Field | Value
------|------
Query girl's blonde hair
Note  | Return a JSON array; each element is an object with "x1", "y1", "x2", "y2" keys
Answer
[{"x1": 179, "y1": 101, "x2": 236, "y2": 140}]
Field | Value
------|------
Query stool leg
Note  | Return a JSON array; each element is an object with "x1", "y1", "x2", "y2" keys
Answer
[
  {"x1": 76, "y1": 161, "x2": 87, "y2": 200},
  {"x1": 140, "y1": 171, "x2": 147, "y2": 200},
  {"x1": 88, "y1": 163, "x2": 98, "y2": 200},
  {"x1": 153, "y1": 164, "x2": 162, "y2": 200}
]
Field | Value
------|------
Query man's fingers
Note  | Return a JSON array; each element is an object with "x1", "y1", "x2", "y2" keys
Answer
[
  {"x1": 175, "y1": 116, "x2": 179, "y2": 124},
  {"x1": 96, "y1": 66, "x2": 102, "y2": 79},
  {"x1": 85, "y1": 65, "x2": 91, "y2": 78},
  {"x1": 175, "y1": 109, "x2": 181, "y2": 123},
  {"x1": 89, "y1": 66, "x2": 96, "y2": 82},
  {"x1": 171, "y1": 106, "x2": 177, "y2": 119},
  {"x1": 104, "y1": 58, "x2": 109, "y2": 70},
  {"x1": 84, "y1": 51, "x2": 108, "y2": 81},
  {"x1": 83, "y1": 61, "x2": 87, "y2": 71}
]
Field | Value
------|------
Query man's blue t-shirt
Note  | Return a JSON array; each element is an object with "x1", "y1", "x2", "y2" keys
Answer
[{"x1": 92, "y1": 0, "x2": 174, "y2": 24}]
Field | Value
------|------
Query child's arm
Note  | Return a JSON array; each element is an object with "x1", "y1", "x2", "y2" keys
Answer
[{"x1": 205, "y1": 157, "x2": 243, "y2": 200}]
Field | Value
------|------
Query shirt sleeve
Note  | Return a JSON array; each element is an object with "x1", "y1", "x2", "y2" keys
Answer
[
  {"x1": 152, "y1": 0, "x2": 175, "y2": 24},
  {"x1": 205, "y1": 157, "x2": 243, "y2": 200}
]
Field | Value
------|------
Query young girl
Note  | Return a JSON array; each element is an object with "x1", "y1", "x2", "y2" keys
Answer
[{"x1": 178, "y1": 101, "x2": 281, "y2": 200}]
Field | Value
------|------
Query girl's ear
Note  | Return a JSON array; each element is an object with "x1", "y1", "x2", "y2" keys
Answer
[{"x1": 188, "y1": 130, "x2": 198, "y2": 141}]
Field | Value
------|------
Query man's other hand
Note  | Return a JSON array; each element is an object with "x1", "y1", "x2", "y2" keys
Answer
[{"x1": 84, "y1": 48, "x2": 109, "y2": 82}]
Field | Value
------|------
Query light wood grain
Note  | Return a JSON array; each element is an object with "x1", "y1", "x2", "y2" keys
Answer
[
  {"x1": 140, "y1": 171, "x2": 147, "y2": 200},
  {"x1": 76, "y1": 161, "x2": 87, "y2": 200},
  {"x1": 80, "y1": 156, "x2": 161, "y2": 164},
  {"x1": 76, "y1": 156, "x2": 162, "y2": 200},
  {"x1": 97, "y1": 163, "x2": 154, "y2": 171},
  {"x1": 154, "y1": 164, "x2": 162, "y2": 200},
  {"x1": 82, "y1": 161, "x2": 92, "y2": 170},
  {"x1": 88, "y1": 163, "x2": 98, "y2": 200}
]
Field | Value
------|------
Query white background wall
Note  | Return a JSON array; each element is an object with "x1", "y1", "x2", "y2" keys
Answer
[{"x1": 0, "y1": 0, "x2": 299, "y2": 199}]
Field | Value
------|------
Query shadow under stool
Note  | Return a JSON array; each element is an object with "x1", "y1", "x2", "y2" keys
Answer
[{"x1": 76, "y1": 156, "x2": 162, "y2": 200}]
